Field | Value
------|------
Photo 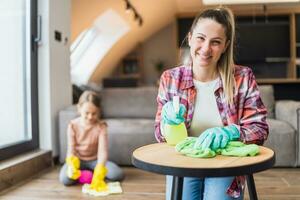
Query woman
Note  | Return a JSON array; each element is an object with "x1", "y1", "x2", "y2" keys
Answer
[{"x1": 154, "y1": 7, "x2": 268, "y2": 200}]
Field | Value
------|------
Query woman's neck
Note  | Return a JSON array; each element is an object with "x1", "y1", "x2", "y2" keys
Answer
[{"x1": 192, "y1": 65, "x2": 218, "y2": 82}]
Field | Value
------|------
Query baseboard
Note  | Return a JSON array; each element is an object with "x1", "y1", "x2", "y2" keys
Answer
[{"x1": 0, "y1": 149, "x2": 52, "y2": 191}]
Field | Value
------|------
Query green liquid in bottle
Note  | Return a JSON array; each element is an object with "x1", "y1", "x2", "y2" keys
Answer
[{"x1": 164, "y1": 122, "x2": 188, "y2": 146}]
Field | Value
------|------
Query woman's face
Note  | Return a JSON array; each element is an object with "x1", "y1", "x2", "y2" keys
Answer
[
  {"x1": 188, "y1": 18, "x2": 228, "y2": 69},
  {"x1": 78, "y1": 102, "x2": 99, "y2": 125}
]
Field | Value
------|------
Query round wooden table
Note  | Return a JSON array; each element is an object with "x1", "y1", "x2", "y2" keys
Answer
[{"x1": 132, "y1": 143, "x2": 275, "y2": 200}]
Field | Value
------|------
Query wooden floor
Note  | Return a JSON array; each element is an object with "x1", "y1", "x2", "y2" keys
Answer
[{"x1": 0, "y1": 166, "x2": 300, "y2": 200}]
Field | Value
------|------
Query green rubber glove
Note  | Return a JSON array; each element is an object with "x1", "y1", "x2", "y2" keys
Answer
[
  {"x1": 221, "y1": 141, "x2": 259, "y2": 157},
  {"x1": 194, "y1": 125, "x2": 240, "y2": 151},
  {"x1": 162, "y1": 101, "x2": 186, "y2": 125}
]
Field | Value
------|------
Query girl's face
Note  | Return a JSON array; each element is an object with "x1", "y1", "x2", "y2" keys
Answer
[
  {"x1": 78, "y1": 102, "x2": 99, "y2": 125},
  {"x1": 188, "y1": 18, "x2": 228, "y2": 69}
]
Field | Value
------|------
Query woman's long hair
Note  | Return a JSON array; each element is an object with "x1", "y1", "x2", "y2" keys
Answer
[{"x1": 183, "y1": 7, "x2": 236, "y2": 104}]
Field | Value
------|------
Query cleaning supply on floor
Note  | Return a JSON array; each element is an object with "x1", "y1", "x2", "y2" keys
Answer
[
  {"x1": 78, "y1": 170, "x2": 93, "y2": 184},
  {"x1": 176, "y1": 137, "x2": 259, "y2": 158},
  {"x1": 82, "y1": 182, "x2": 123, "y2": 196},
  {"x1": 81, "y1": 164, "x2": 123, "y2": 196},
  {"x1": 163, "y1": 96, "x2": 188, "y2": 145},
  {"x1": 81, "y1": 164, "x2": 122, "y2": 196}
]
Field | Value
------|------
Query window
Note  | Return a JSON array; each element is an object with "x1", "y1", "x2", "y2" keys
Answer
[
  {"x1": 0, "y1": 0, "x2": 38, "y2": 161},
  {"x1": 70, "y1": 9, "x2": 130, "y2": 86}
]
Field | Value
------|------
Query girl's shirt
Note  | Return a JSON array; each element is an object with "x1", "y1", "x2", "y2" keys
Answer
[{"x1": 67, "y1": 117, "x2": 108, "y2": 162}]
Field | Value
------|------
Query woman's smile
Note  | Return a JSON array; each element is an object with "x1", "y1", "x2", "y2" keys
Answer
[{"x1": 188, "y1": 18, "x2": 227, "y2": 69}]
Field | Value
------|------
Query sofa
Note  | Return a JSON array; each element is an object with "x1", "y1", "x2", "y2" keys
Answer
[
  {"x1": 259, "y1": 85, "x2": 300, "y2": 167},
  {"x1": 58, "y1": 85, "x2": 300, "y2": 167}
]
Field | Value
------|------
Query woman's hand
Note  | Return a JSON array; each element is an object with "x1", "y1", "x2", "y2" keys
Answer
[
  {"x1": 194, "y1": 125, "x2": 240, "y2": 150},
  {"x1": 161, "y1": 101, "x2": 186, "y2": 125}
]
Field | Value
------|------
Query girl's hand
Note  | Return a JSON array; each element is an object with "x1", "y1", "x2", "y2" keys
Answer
[
  {"x1": 89, "y1": 164, "x2": 108, "y2": 192},
  {"x1": 66, "y1": 155, "x2": 81, "y2": 180}
]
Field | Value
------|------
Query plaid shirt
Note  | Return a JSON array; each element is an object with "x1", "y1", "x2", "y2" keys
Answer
[{"x1": 154, "y1": 64, "x2": 269, "y2": 198}]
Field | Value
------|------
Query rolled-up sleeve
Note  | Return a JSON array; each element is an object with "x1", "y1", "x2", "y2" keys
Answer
[
  {"x1": 154, "y1": 72, "x2": 169, "y2": 143},
  {"x1": 238, "y1": 70, "x2": 269, "y2": 145}
]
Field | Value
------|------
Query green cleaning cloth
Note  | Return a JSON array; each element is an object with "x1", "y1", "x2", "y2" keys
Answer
[
  {"x1": 82, "y1": 182, "x2": 122, "y2": 196},
  {"x1": 175, "y1": 138, "x2": 259, "y2": 158},
  {"x1": 175, "y1": 137, "x2": 216, "y2": 158},
  {"x1": 221, "y1": 141, "x2": 259, "y2": 157}
]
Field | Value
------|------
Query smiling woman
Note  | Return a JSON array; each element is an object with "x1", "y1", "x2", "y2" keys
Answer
[
  {"x1": 0, "y1": 0, "x2": 39, "y2": 161},
  {"x1": 155, "y1": 7, "x2": 268, "y2": 200}
]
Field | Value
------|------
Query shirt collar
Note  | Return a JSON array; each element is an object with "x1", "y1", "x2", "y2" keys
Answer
[
  {"x1": 179, "y1": 65, "x2": 194, "y2": 89},
  {"x1": 180, "y1": 64, "x2": 223, "y2": 92}
]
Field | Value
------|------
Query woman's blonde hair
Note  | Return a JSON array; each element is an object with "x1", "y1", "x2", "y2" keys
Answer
[{"x1": 187, "y1": 7, "x2": 236, "y2": 104}]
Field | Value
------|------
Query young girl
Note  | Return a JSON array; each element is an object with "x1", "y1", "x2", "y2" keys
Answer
[
  {"x1": 59, "y1": 91, "x2": 124, "y2": 190},
  {"x1": 155, "y1": 7, "x2": 268, "y2": 200}
]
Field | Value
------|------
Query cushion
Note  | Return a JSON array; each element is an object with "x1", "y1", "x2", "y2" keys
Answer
[
  {"x1": 106, "y1": 118, "x2": 155, "y2": 134},
  {"x1": 264, "y1": 118, "x2": 296, "y2": 167},
  {"x1": 106, "y1": 118, "x2": 156, "y2": 165},
  {"x1": 258, "y1": 85, "x2": 275, "y2": 118},
  {"x1": 100, "y1": 87, "x2": 158, "y2": 118},
  {"x1": 275, "y1": 100, "x2": 300, "y2": 129}
]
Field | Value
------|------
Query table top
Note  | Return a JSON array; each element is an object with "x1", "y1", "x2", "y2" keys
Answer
[{"x1": 132, "y1": 143, "x2": 275, "y2": 177}]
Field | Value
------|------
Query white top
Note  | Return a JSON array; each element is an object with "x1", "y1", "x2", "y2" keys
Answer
[{"x1": 189, "y1": 78, "x2": 223, "y2": 137}]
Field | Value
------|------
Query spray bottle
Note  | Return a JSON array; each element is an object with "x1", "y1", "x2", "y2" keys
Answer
[{"x1": 164, "y1": 96, "x2": 188, "y2": 145}]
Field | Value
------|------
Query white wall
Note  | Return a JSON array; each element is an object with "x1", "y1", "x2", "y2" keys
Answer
[
  {"x1": 38, "y1": 0, "x2": 72, "y2": 157},
  {"x1": 142, "y1": 21, "x2": 178, "y2": 85},
  {"x1": 71, "y1": 0, "x2": 177, "y2": 85}
]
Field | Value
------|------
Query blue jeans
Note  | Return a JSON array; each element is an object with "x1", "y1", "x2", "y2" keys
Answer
[{"x1": 166, "y1": 176, "x2": 244, "y2": 200}]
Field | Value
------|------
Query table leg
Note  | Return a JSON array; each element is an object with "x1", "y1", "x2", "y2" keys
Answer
[
  {"x1": 246, "y1": 174, "x2": 258, "y2": 200},
  {"x1": 171, "y1": 176, "x2": 183, "y2": 200}
]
